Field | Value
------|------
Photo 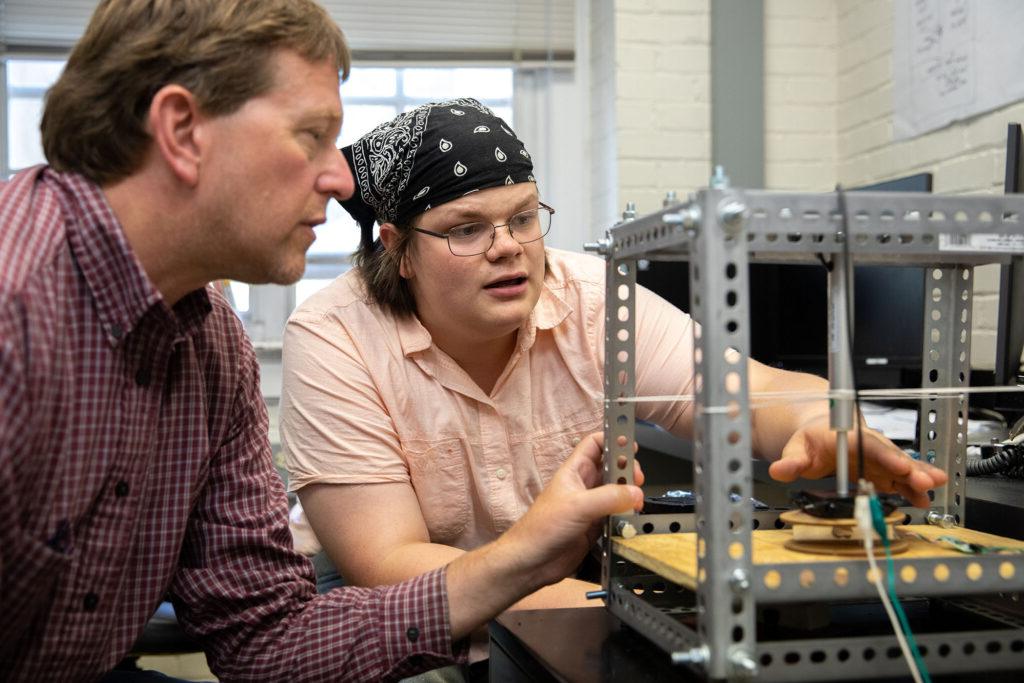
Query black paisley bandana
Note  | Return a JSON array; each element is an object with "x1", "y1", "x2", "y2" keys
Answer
[{"x1": 340, "y1": 98, "x2": 536, "y2": 247}]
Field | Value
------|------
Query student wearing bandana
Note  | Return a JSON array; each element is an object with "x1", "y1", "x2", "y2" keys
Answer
[{"x1": 279, "y1": 100, "x2": 946, "y2": 620}]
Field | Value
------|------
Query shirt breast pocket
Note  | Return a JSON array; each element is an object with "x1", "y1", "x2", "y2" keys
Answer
[
  {"x1": 403, "y1": 437, "x2": 470, "y2": 545},
  {"x1": 532, "y1": 422, "x2": 602, "y2": 487}
]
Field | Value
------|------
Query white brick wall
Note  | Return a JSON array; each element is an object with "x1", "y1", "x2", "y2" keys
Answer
[
  {"x1": 613, "y1": 0, "x2": 711, "y2": 219},
  {"x1": 836, "y1": 0, "x2": 1021, "y2": 369},
  {"x1": 765, "y1": 0, "x2": 837, "y2": 190},
  {"x1": 594, "y1": 0, "x2": 1022, "y2": 370}
]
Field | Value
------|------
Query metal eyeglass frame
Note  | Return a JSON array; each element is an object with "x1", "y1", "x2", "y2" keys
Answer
[{"x1": 411, "y1": 202, "x2": 555, "y2": 256}]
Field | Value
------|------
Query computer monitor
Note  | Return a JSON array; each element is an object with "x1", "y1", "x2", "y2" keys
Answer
[
  {"x1": 637, "y1": 173, "x2": 933, "y2": 390},
  {"x1": 994, "y1": 123, "x2": 1024, "y2": 386}
]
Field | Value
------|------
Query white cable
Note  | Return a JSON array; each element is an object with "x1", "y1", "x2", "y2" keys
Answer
[
  {"x1": 612, "y1": 383, "x2": 1024, "y2": 408},
  {"x1": 854, "y1": 495, "x2": 923, "y2": 683}
]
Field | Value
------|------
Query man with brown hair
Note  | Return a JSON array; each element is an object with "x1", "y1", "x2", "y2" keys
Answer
[{"x1": 0, "y1": 1, "x2": 643, "y2": 680}]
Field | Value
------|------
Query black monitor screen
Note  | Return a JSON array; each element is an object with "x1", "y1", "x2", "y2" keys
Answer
[{"x1": 637, "y1": 173, "x2": 932, "y2": 389}]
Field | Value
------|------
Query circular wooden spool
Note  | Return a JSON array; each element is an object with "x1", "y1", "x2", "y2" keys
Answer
[{"x1": 779, "y1": 508, "x2": 909, "y2": 556}]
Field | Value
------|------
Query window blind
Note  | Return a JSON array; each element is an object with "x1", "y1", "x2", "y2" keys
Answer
[{"x1": 1, "y1": 0, "x2": 574, "y2": 60}]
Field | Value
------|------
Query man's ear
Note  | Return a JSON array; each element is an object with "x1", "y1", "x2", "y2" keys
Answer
[
  {"x1": 379, "y1": 222, "x2": 413, "y2": 279},
  {"x1": 147, "y1": 84, "x2": 203, "y2": 187}
]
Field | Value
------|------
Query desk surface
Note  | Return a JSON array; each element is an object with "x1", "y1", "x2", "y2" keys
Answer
[
  {"x1": 491, "y1": 607, "x2": 1023, "y2": 683},
  {"x1": 491, "y1": 607, "x2": 694, "y2": 683}
]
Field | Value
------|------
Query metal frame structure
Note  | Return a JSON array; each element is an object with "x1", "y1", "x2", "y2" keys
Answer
[{"x1": 589, "y1": 185, "x2": 1024, "y2": 681}]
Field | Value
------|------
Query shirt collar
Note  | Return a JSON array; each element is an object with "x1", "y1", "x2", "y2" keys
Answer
[{"x1": 46, "y1": 169, "x2": 211, "y2": 346}]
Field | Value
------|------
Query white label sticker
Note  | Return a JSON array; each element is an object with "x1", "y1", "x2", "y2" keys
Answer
[{"x1": 938, "y1": 233, "x2": 1024, "y2": 253}]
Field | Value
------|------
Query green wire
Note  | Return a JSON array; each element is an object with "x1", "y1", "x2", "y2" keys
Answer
[{"x1": 870, "y1": 495, "x2": 932, "y2": 683}]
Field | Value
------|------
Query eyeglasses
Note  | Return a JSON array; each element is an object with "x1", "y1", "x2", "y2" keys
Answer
[{"x1": 412, "y1": 202, "x2": 555, "y2": 256}]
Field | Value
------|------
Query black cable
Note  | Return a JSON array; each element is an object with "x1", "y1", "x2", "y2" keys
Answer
[
  {"x1": 836, "y1": 185, "x2": 866, "y2": 484},
  {"x1": 967, "y1": 442, "x2": 1024, "y2": 477}
]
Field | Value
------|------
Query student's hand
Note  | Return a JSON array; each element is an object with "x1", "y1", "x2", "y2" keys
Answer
[
  {"x1": 446, "y1": 433, "x2": 643, "y2": 639},
  {"x1": 767, "y1": 415, "x2": 947, "y2": 507},
  {"x1": 501, "y1": 432, "x2": 644, "y2": 589}
]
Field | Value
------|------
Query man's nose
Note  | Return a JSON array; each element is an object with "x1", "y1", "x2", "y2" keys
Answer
[{"x1": 317, "y1": 147, "x2": 355, "y2": 201}]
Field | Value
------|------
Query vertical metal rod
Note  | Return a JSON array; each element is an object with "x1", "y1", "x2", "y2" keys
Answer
[{"x1": 828, "y1": 248, "x2": 855, "y2": 496}]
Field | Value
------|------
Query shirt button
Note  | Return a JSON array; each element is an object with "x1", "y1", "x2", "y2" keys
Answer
[
  {"x1": 114, "y1": 480, "x2": 130, "y2": 498},
  {"x1": 110, "y1": 324, "x2": 124, "y2": 340},
  {"x1": 83, "y1": 592, "x2": 99, "y2": 612},
  {"x1": 572, "y1": 437, "x2": 582, "y2": 446},
  {"x1": 406, "y1": 626, "x2": 420, "y2": 642},
  {"x1": 496, "y1": 468, "x2": 507, "y2": 480},
  {"x1": 47, "y1": 519, "x2": 72, "y2": 554},
  {"x1": 135, "y1": 368, "x2": 151, "y2": 387}
]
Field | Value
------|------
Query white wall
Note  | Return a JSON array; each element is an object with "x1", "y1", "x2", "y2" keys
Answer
[
  {"x1": 614, "y1": 0, "x2": 711, "y2": 220},
  {"x1": 765, "y1": 0, "x2": 837, "y2": 191},
  {"x1": 836, "y1": 0, "x2": 1022, "y2": 369},
  {"x1": 592, "y1": 0, "x2": 1022, "y2": 371}
]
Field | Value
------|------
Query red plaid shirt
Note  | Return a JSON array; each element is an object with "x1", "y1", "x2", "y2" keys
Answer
[{"x1": 0, "y1": 166, "x2": 462, "y2": 681}]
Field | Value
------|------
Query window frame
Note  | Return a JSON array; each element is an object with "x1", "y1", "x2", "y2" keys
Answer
[{"x1": 1, "y1": 56, "x2": 516, "y2": 341}]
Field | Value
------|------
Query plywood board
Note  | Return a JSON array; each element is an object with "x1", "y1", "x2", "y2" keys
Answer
[{"x1": 612, "y1": 525, "x2": 1024, "y2": 591}]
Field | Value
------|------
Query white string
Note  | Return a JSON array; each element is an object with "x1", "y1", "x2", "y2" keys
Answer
[
  {"x1": 855, "y1": 495, "x2": 924, "y2": 683},
  {"x1": 864, "y1": 536, "x2": 924, "y2": 683},
  {"x1": 608, "y1": 384, "x2": 1024, "y2": 409}
]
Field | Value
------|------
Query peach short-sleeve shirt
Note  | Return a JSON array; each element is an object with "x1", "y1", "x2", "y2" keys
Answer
[{"x1": 280, "y1": 248, "x2": 695, "y2": 551}]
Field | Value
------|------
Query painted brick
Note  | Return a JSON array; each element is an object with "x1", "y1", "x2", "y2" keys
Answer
[
  {"x1": 765, "y1": 17, "x2": 835, "y2": 47},
  {"x1": 963, "y1": 105, "x2": 1024, "y2": 152},
  {"x1": 971, "y1": 329, "x2": 997, "y2": 370},
  {"x1": 973, "y1": 293, "x2": 1000, "y2": 330},
  {"x1": 933, "y1": 153, "x2": 1003, "y2": 194},
  {"x1": 767, "y1": 161, "x2": 837, "y2": 190},
  {"x1": 616, "y1": 101, "x2": 658, "y2": 131},
  {"x1": 655, "y1": 160, "x2": 712, "y2": 191},
  {"x1": 617, "y1": 11, "x2": 708, "y2": 45},
  {"x1": 652, "y1": 0, "x2": 708, "y2": 15},
  {"x1": 615, "y1": 70, "x2": 661, "y2": 101},
  {"x1": 769, "y1": 0, "x2": 833, "y2": 21},
  {"x1": 766, "y1": 47, "x2": 836, "y2": 76},
  {"x1": 619, "y1": 159, "x2": 663, "y2": 188},
  {"x1": 837, "y1": 85, "x2": 890, "y2": 132},
  {"x1": 838, "y1": 0, "x2": 888, "y2": 33},
  {"x1": 839, "y1": 119, "x2": 891, "y2": 158},
  {"x1": 618, "y1": 129, "x2": 708, "y2": 160},
  {"x1": 653, "y1": 73, "x2": 710, "y2": 103},
  {"x1": 652, "y1": 102, "x2": 710, "y2": 132},
  {"x1": 619, "y1": 0, "x2": 655, "y2": 12},
  {"x1": 974, "y1": 264, "x2": 1001, "y2": 293},
  {"x1": 654, "y1": 45, "x2": 710, "y2": 73},
  {"x1": 838, "y1": 53, "x2": 890, "y2": 98},
  {"x1": 767, "y1": 132, "x2": 835, "y2": 163},
  {"x1": 766, "y1": 104, "x2": 834, "y2": 134},
  {"x1": 838, "y1": 21, "x2": 891, "y2": 73},
  {"x1": 766, "y1": 76, "x2": 837, "y2": 105},
  {"x1": 617, "y1": 45, "x2": 658, "y2": 71},
  {"x1": 618, "y1": 187, "x2": 674, "y2": 216}
]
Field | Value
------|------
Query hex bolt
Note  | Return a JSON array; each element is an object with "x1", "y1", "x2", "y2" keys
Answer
[
  {"x1": 616, "y1": 520, "x2": 637, "y2": 539},
  {"x1": 622, "y1": 201, "x2": 637, "y2": 222},
  {"x1": 663, "y1": 190, "x2": 678, "y2": 207},
  {"x1": 671, "y1": 646, "x2": 708, "y2": 665},
  {"x1": 728, "y1": 651, "x2": 758, "y2": 678},
  {"x1": 927, "y1": 511, "x2": 956, "y2": 529},
  {"x1": 710, "y1": 165, "x2": 730, "y2": 189},
  {"x1": 729, "y1": 568, "x2": 750, "y2": 593},
  {"x1": 583, "y1": 237, "x2": 611, "y2": 255},
  {"x1": 719, "y1": 200, "x2": 748, "y2": 228},
  {"x1": 682, "y1": 204, "x2": 703, "y2": 233}
]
